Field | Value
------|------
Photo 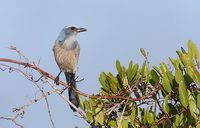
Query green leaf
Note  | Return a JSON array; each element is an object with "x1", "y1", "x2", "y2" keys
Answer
[
  {"x1": 83, "y1": 101, "x2": 90, "y2": 110},
  {"x1": 122, "y1": 76, "x2": 129, "y2": 87},
  {"x1": 130, "y1": 108, "x2": 136, "y2": 126},
  {"x1": 189, "y1": 97, "x2": 198, "y2": 120},
  {"x1": 128, "y1": 60, "x2": 133, "y2": 71},
  {"x1": 169, "y1": 57, "x2": 180, "y2": 70},
  {"x1": 174, "y1": 114, "x2": 179, "y2": 127},
  {"x1": 110, "y1": 82, "x2": 118, "y2": 93},
  {"x1": 153, "y1": 66, "x2": 162, "y2": 76},
  {"x1": 197, "y1": 94, "x2": 200, "y2": 109},
  {"x1": 178, "y1": 113, "x2": 184, "y2": 126},
  {"x1": 162, "y1": 76, "x2": 172, "y2": 93},
  {"x1": 95, "y1": 108, "x2": 105, "y2": 124},
  {"x1": 181, "y1": 47, "x2": 187, "y2": 54},
  {"x1": 107, "y1": 72, "x2": 119, "y2": 93},
  {"x1": 116, "y1": 60, "x2": 122, "y2": 74},
  {"x1": 176, "y1": 50, "x2": 182, "y2": 58},
  {"x1": 116, "y1": 61, "x2": 127, "y2": 79},
  {"x1": 177, "y1": 50, "x2": 191, "y2": 67},
  {"x1": 146, "y1": 112, "x2": 154, "y2": 124},
  {"x1": 163, "y1": 95, "x2": 169, "y2": 113},
  {"x1": 127, "y1": 61, "x2": 133, "y2": 80},
  {"x1": 89, "y1": 98, "x2": 98, "y2": 106},
  {"x1": 196, "y1": 123, "x2": 200, "y2": 128},
  {"x1": 140, "y1": 48, "x2": 147, "y2": 58},
  {"x1": 99, "y1": 72, "x2": 110, "y2": 92},
  {"x1": 184, "y1": 73, "x2": 194, "y2": 87},
  {"x1": 166, "y1": 71, "x2": 174, "y2": 85},
  {"x1": 197, "y1": 61, "x2": 200, "y2": 69},
  {"x1": 150, "y1": 69, "x2": 159, "y2": 84},
  {"x1": 174, "y1": 113, "x2": 184, "y2": 127},
  {"x1": 160, "y1": 62, "x2": 169, "y2": 75},
  {"x1": 175, "y1": 69, "x2": 184, "y2": 84},
  {"x1": 176, "y1": 71, "x2": 188, "y2": 108},
  {"x1": 127, "y1": 63, "x2": 139, "y2": 82},
  {"x1": 86, "y1": 112, "x2": 92, "y2": 121},
  {"x1": 121, "y1": 119, "x2": 128, "y2": 128},
  {"x1": 151, "y1": 125, "x2": 158, "y2": 128},
  {"x1": 108, "y1": 120, "x2": 117, "y2": 127},
  {"x1": 178, "y1": 83, "x2": 188, "y2": 108},
  {"x1": 121, "y1": 66, "x2": 127, "y2": 78},
  {"x1": 141, "y1": 60, "x2": 149, "y2": 78},
  {"x1": 188, "y1": 90, "x2": 198, "y2": 120},
  {"x1": 79, "y1": 95, "x2": 84, "y2": 110},
  {"x1": 188, "y1": 40, "x2": 199, "y2": 61},
  {"x1": 186, "y1": 66, "x2": 200, "y2": 85},
  {"x1": 107, "y1": 72, "x2": 118, "y2": 84},
  {"x1": 169, "y1": 57, "x2": 175, "y2": 67}
]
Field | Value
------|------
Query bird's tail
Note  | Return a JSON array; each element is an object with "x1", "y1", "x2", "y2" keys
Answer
[{"x1": 64, "y1": 72, "x2": 79, "y2": 111}]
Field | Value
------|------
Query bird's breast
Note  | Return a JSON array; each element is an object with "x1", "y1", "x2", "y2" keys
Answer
[{"x1": 53, "y1": 42, "x2": 80, "y2": 73}]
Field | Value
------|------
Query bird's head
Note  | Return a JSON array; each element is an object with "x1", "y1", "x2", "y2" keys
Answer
[
  {"x1": 63, "y1": 25, "x2": 87, "y2": 35},
  {"x1": 57, "y1": 25, "x2": 87, "y2": 42}
]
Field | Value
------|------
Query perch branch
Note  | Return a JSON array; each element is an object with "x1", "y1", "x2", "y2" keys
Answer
[{"x1": 0, "y1": 58, "x2": 150, "y2": 102}]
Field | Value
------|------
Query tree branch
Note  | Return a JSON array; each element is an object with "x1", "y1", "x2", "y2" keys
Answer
[{"x1": 0, "y1": 58, "x2": 149, "y2": 102}]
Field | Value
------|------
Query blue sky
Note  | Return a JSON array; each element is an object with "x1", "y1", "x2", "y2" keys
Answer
[{"x1": 0, "y1": 1, "x2": 200, "y2": 127}]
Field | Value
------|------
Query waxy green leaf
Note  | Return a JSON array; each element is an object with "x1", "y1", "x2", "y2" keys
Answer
[{"x1": 163, "y1": 95, "x2": 169, "y2": 113}]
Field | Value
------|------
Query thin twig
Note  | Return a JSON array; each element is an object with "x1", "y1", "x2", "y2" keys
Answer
[
  {"x1": 0, "y1": 64, "x2": 56, "y2": 128},
  {"x1": 0, "y1": 59, "x2": 150, "y2": 102},
  {"x1": 15, "y1": 90, "x2": 54, "y2": 112},
  {"x1": 0, "y1": 114, "x2": 24, "y2": 128},
  {"x1": 117, "y1": 97, "x2": 130, "y2": 128},
  {"x1": 8, "y1": 46, "x2": 30, "y2": 63},
  {"x1": 44, "y1": 94, "x2": 56, "y2": 128},
  {"x1": 45, "y1": 79, "x2": 86, "y2": 118}
]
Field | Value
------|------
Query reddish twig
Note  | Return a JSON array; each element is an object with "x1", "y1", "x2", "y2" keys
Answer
[
  {"x1": 0, "y1": 58, "x2": 149, "y2": 102},
  {"x1": 0, "y1": 58, "x2": 66, "y2": 86}
]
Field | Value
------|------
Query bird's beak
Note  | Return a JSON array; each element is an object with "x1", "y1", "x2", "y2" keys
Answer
[{"x1": 77, "y1": 27, "x2": 87, "y2": 33}]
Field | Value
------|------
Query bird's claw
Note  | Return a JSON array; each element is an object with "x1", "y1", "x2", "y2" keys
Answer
[{"x1": 54, "y1": 76, "x2": 60, "y2": 85}]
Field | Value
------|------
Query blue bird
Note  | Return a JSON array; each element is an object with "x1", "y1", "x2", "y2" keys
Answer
[{"x1": 53, "y1": 25, "x2": 87, "y2": 111}]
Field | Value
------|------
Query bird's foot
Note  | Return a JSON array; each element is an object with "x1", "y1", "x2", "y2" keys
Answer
[
  {"x1": 60, "y1": 87, "x2": 68, "y2": 94},
  {"x1": 75, "y1": 76, "x2": 84, "y2": 82},
  {"x1": 54, "y1": 76, "x2": 60, "y2": 85}
]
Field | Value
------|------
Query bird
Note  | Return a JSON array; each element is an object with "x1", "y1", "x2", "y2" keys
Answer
[{"x1": 53, "y1": 25, "x2": 87, "y2": 111}]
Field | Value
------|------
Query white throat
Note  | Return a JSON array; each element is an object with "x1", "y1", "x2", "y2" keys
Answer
[
  {"x1": 56, "y1": 29, "x2": 78, "y2": 50},
  {"x1": 63, "y1": 34, "x2": 77, "y2": 49}
]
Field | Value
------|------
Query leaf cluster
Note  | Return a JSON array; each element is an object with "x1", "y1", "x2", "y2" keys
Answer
[{"x1": 80, "y1": 40, "x2": 200, "y2": 128}]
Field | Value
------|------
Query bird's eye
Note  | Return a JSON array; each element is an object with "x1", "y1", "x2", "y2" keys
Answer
[{"x1": 70, "y1": 27, "x2": 76, "y2": 30}]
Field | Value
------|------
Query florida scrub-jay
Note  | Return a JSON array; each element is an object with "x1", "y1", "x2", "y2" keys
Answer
[{"x1": 53, "y1": 25, "x2": 87, "y2": 111}]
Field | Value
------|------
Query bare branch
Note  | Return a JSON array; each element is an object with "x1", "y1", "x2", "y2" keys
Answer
[
  {"x1": 0, "y1": 114, "x2": 24, "y2": 128},
  {"x1": 44, "y1": 94, "x2": 56, "y2": 128},
  {"x1": 0, "y1": 58, "x2": 150, "y2": 102}
]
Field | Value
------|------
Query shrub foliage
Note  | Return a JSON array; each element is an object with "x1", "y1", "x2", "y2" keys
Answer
[{"x1": 81, "y1": 40, "x2": 200, "y2": 128}]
